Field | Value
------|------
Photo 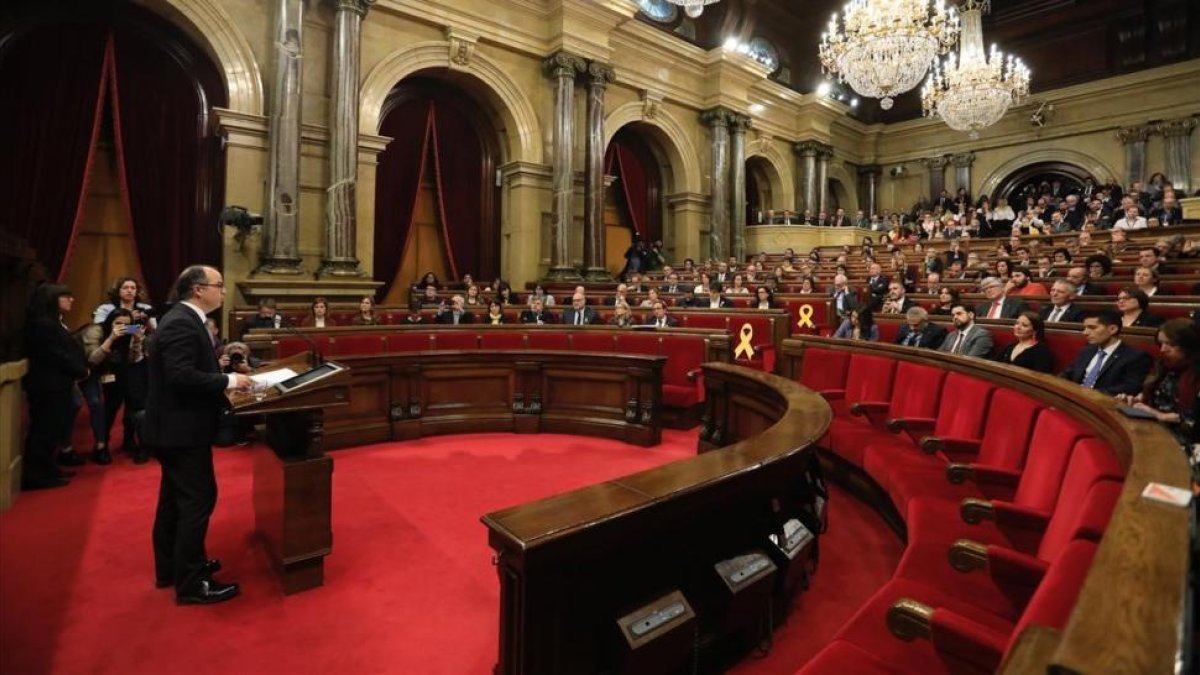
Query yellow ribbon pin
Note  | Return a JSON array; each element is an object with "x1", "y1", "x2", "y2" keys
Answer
[
  {"x1": 734, "y1": 323, "x2": 755, "y2": 359},
  {"x1": 796, "y1": 304, "x2": 816, "y2": 330}
]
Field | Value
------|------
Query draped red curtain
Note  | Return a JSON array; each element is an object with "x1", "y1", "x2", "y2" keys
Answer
[
  {"x1": 0, "y1": 24, "x2": 109, "y2": 281},
  {"x1": 606, "y1": 143, "x2": 650, "y2": 241},
  {"x1": 374, "y1": 99, "x2": 433, "y2": 299},
  {"x1": 428, "y1": 102, "x2": 485, "y2": 280}
]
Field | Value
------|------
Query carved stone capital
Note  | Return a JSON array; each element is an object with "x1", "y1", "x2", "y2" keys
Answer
[
  {"x1": 951, "y1": 152, "x2": 975, "y2": 168},
  {"x1": 727, "y1": 113, "x2": 753, "y2": 133},
  {"x1": 640, "y1": 89, "x2": 663, "y2": 120},
  {"x1": 700, "y1": 106, "x2": 734, "y2": 129},
  {"x1": 586, "y1": 61, "x2": 616, "y2": 89},
  {"x1": 922, "y1": 155, "x2": 952, "y2": 169},
  {"x1": 1116, "y1": 124, "x2": 1155, "y2": 144},
  {"x1": 794, "y1": 139, "x2": 833, "y2": 157},
  {"x1": 446, "y1": 28, "x2": 480, "y2": 70},
  {"x1": 1156, "y1": 116, "x2": 1198, "y2": 138},
  {"x1": 544, "y1": 51, "x2": 587, "y2": 80},
  {"x1": 857, "y1": 163, "x2": 883, "y2": 176},
  {"x1": 331, "y1": 0, "x2": 375, "y2": 16}
]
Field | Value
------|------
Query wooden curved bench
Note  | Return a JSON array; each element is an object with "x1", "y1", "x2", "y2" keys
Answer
[{"x1": 780, "y1": 336, "x2": 1189, "y2": 674}]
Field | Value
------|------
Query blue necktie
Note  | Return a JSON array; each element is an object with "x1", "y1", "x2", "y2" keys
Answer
[{"x1": 1082, "y1": 350, "x2": 1108, "y2": 388}]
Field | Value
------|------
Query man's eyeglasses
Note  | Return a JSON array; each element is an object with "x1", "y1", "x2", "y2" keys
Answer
[{"x1": 197, "y1": 282, "x2": 226, "y2": 289}]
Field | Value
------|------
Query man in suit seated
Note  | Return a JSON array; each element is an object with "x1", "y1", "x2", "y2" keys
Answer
[
  {"x1": 830, "y1": 273, "x2": 859, "y2": 320},
  {"x1": 894, "y1": 306, "x2": 947, "y2": 349},
  {"x1": 562, "y1": 292, "x2": 600, "y2": 326},
  {"x1": 865, "y1": 262, "x2": 890, "y2": 301},
  {"x1": 660, "y1": 272, "x2": 683, "y2": 295},
  {"x1": 644, "y1": 301, "x2": 678, "y2": 328},
  {"x1": 939, "y1": 303, "x2": 994, "y2": 357},
  {"x1": 520, "y1": 298, "x2": 555, "y2": 325},
  {"x1": 435, "y1": 295, "x2": 474, "y2": 324},
  {"x1": 675, "y1": 287, "x2": 699, "y2": 308},
  {"x1": 704, "y1": 283, "x2": 734, "y2": 309},
  {"x1": 880, "y1": 281, "x2": 916, "y2": 315},
  {"x1": 975, "y1": 277, "x2": 1028, "y2": 320},
  {"x1": 242, "y1": 297, "x2": 283, "y2": 336},
  {"x1": 1040, "y1": 280, "x2": 1086, "y2": 323},
  {"x1": 1060, "y1": 309, "x2": 1153, "y2": 395},
  {"x1": 1065, "y1": 266, "x2": 1100, "y2": 296},
  {"x1": 605, "y1": 283, "x2": 630, "y2": 306}
]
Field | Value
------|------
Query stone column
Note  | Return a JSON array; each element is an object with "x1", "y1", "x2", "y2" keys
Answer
[
  {"x1": 319, "y1": 0, "x2": 375, "y2": 278},
  {"x1": 544, "y1": 51, "x2": 586, "y2": 280},
  {"x1": 857, "y1": 164, "x2": 882, "y2": 217},
  {"x1": 922, "y1": 155, "x2": 951, "y2": 201},
  {"x1": 701, "y1": 107, "x2": 731, "y2": 260},
  {"x1": 952, "y1": 152, "x2": 975, "y2": 196},
  {"x1": 727, "y1": 113, "x2": 751, "y2": 262},
  {"x1": 793, "y1": 141, "x2": 821, "y2": 215},
  {"x1": 1157, "y1": 117, "x2": 1197, "y2": 193},
  {"x1": 1117, "y1": 125, "x2": 1153, "y2": 188},
  {"x1": 259, "y1": 0, "x2": 305, "y2": 275},
  {"x1": 815, "y1": 145, "x2": 833, "y2": 216},
  {"x1": 582, "y1": 61, "x2": 615, "y2": 281}
]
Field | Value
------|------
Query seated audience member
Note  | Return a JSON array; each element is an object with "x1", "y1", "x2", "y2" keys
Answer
[
  {"x1": 626, "y1": 274, "x2": 645, "y2": 294},
  {"x1": 415, "y1": 271, "x2": 440, "y2": 291},
  {"x1": 994, "y1": 259, "x2": 1013, "y2": 282},
  {"x1": 436, "y1": 295, "x2": 474, "y2": 325},
  {"x1": 1066, "y1": 265, "x2": 1099, "y2": 296},
  {"x1": 1138, "y1": 246, "x2": 1170, "y2": 275},
  {"x1": 300, "y1": 296, "x2": 336, "y2": 328},
  {"x1": 675, "y1": 287, "x2": 699, "y2": 308},
  {"x1": 865, "y1": 262, "x2": 889, "y2": 299},
  {"x1": 244, "y1": 297, "x2": 283, "y2": 332},
  {"x1": 976, "y1": 276, "x2": 1028, "y2": 319},
  {"x1": 421, "y1": 284, "x2": 441, "y2": 306},
  {"x1": 894, "y1": 306, "x2": 946, "y2": 349},
  {"x1": 1061, "y1": 309, "x2": 1153, "y2": 395},
  {"x1": 931, "y1": 287, "x2": 959, "y2": 316},
  {"x1": 520, "y1": 298, "x2": 554, "y2": 325},
  {"x1": 459, "y1": 273, "x2": 474, "y2": 290},
  {"x1": 754, "y1": 286, "x2": 776, "y2": 310},
  {"x1": 798, "y1": 277, "x2": 817, "y2": 294},
  {"x1": 693, "y1": 273, "x2": 712, "y2": 296},
  {"x1": 213, "y1": 341, "x2": 261, "y2": 447},
  {"x1": 1040, "y1": 280, "x2": 1086, "y2": 323},
  {"x1": 660, "y1": 272, "x2": 683, "y2": 295},
  {"x1": 1105, "y1": 228, "x2": 1130, "y2": 257},
  {"x1": 705, "y1": 283, "x2": 733, "y2": 309},
  {"x1": 830, "y1": 274, "x2": 858, "y2": 318},
  {"x1": 728, "y1": 275, "x2": 750, "y2": 295},
  {"x1": 93, "y1": 276, "x2": 155, "y2": 328},
  {"x1": 645, "y1": 301, "x2": 677, "y2": 328},
  {"x1": 352, "y1": 296, "x2": 380, "y2": 325},
  {"x1": 992, "y1": 311, "x2": 1055, "y2": 373},
  {"x1": 484, "y1": 300, "x2": 506, "y2": 325},
  {"x1": 1007, "y1": 266, "x2": 1049, "y2": 296},
  {"x1": 404, "y1": 296, "x2": 425, "y2": 324},
  {"x1": 939, "y1": 304, "x2": 994, "y2": 357},
  {"x1": 1134, "y1": 266, "x2": 1161, "y2": 297},
  {"x1": 880, "y1": 281, "x2": 915, "y2": 315},
  {"x1": 1112, "y1": 205, "x2": 1147, "y2": 230},
  {"x1": 1116, "y1": 287, "x2": 1165, "y2": 328},
  {"x1": 608, "y1": 302, "x2": 635, "y2": 328},
  {"x1": 639, "y1": 288, "x2": 662, "y2": 309},
  {"x1": 682, "y1": 258, "x2": 695, "y2": 274},
  {"x1": 1117, "y1": 318, "x2": 1198, "y2": 442},
  {"x1": 464, "y1": 284, "x2": 484, "y2": 308},
  {"x1": 1035, "y1": 256, "x2": 1053, "y2": 279},
  {"x1": 562, "y1": 293, "x2": 600, "y2": 326},
  {"x1": 496, "y1": 285, "x2": 515, "y2": 305},
  {"x1": 834, "y1": 307, "x2": 879, "y2": 342},
  {"x1": 922, "y1": 271, "x2": 942, "y2": 295},
  {"x1": 528, "y1": 284, "x2": 555, "y2": 307},
  {"x1": 82, "y1": 307, "x2": 149, "y2": 464}
]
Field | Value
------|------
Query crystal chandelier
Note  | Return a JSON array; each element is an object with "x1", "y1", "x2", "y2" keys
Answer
[
  {"x1": 665, "y1": 0, "x2": 720, "y2": 19},
  {"x1": 819, "y1": 0, "x2": 960, "y2": 110},
  {"x1": 921, "y1": 1, "x2": 1029, "y2": 138}
]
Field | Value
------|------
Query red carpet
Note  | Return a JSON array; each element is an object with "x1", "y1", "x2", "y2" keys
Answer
[{"x1": 1, "y1": 432, "x2": 901, "y2": 674}]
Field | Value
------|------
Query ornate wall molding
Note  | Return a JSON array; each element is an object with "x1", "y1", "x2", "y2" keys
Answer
[
  {"x1": 1116, "y1": 124, "x2": 1155, "y2": 144},
  {"x1": 1156, "y1": 116, "x2": 1197, "y2": 138},
  {"x1": 445, "y1": 27, "x2": 479, "y2": 70},
  {"x1": 640, "y1": 89, "x2": 663, "y2": 121},
  {"x1": 977, "y1": 148, "x2": 1119, "y2": 198},
  {"x1": 745, "y1": 141, "x2": 794, "y2": 211}
]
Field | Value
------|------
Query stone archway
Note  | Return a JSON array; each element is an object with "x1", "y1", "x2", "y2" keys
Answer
[
  {"x1": 603, "y1": 103, "x2": 702, "y2": 195},
  {"x1": 746, "y1": 140, "x2": 794, "y2": 211},
  {"x1": 979, "y1": 149, "x2": 1119, "y2": 200}
]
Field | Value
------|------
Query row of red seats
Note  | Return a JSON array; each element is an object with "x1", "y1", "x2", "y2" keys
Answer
[{"x1": 794, "y1": 347, "x2": 1125, "y2": 674}]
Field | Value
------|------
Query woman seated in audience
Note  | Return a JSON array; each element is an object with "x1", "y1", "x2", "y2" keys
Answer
[
  {"x1": 485, "y1": 300, "x2": 506, "y2": 325},
  {"x1": 414, "y1": 271, "x2": 439, "y2": 291},
  {"x1": 779, "y1": 257, "x2": 797, "y2": 273},
  {"x1": 1085, "y1": 253, "x2": 1114, "y2": 279},
  {"x1": 772, "y1": 266, "x2": 786, "y2": 285},
  {"x1": 459, "y1": 273, "x2": 474, "y2": 290},
  {"x1": 1117, "y1": 318, "x2": 1198, "y2": 443},
  {"x1": 82, "y1": 308, "x2": 148, "y2": 464},
  {"x1": 1117, "y1": 287, "x2": 1165, "y2": 328},
  {"x1": 809, "y1": 247, "x2": 822, "y2": 263},
  {"x1": 1077, "y1": 229, "x2": 1093, "y2": 248},
  {"x1": 404, "y1": 296, "x2": 424, "y2": 324},
  {"x1": 989, "y1": 197, "x2": 1015, "y2": 233},
  {"x1": 931, "y1": 287, "x2": 960, "y2": 316},
  {"x1": 1134, "y1": 266, "x2": 1162, "y2": 297},
  {"x1": 1052, "y1": 247, "x2": 1073, "y2": 268},
  {"x1": 496, "y1": 285, "x2": 514, "y2": 305},
  {"x1": 352, "y1": 295, "x2": 380, "y2": 325},
  {"x1": 93, "y1": 276, "x2": 156, "y2": 329},
  {"x1": 754, "y1": 286, "x2": 776, "y2": 310},
  {"x1": 728, "y1": 275, "x2": 751, "y2": 295},
  {"x1": 464, "y1": 284, "x2": 484, "y2": 308},
  {"x1": 693, "y1": 272, "x2": 712, "y2": 295},
  {"x1": 992, "y1": 311, "x2": 1054, "y2": 373},
  {"x1": 742, "y1": 263, "x2": 758, "y2": 284},
  {"x1": 994, "y1": 259, "x2": 1013, "y2": 283},
  {"x1": 639, "y1": 288, "x2": 662, "y2": 308},
  {"x1": 527, "y1": 284, "x2": 555, "y2": 308},
  {"x1": 300, "y1": 296, "x2": 337, "y2": 328},
  {"x1": 608, "y1": 302, "x2": 635, "y2": 328},
  {"x1": 834, "y1": 307, "x2": 879, "y2": 342}
]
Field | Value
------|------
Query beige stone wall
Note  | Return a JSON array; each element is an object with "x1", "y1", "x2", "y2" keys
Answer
[{"x1": 140, "y1": 0, "x2": 1198, "y2": 295}]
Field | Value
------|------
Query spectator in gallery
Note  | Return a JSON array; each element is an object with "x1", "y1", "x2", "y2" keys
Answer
[
  {"x1": 1117, "y1": 318, "x2": 1198, "y2": 442},
  {"x1": 798, "y1": 277, "x2": 817, "y2": 295},
  {"x1": 693, "y1": 272, "x2": 712, "y2": 296},
  {"x1": 645, "y1": 301, "x2": 678, "y2": 328},
  {"x1": 415, "y1": 271, "x2": 440, "y2": 290},
  {"x1": 1007, "y1": 267, "x2": 1049, "y2": 297},
  {"x1": 639, "y1": 288, "x2": 662, "y2": 309},
  {"x1": 352, "y1": 295, "x2": 380, "y2": 325},
  {"x1": 82, "y1": 307, "x2": 149, "y2": 464},
  {"x1": 1040, "y1": 280, "x2": 1086, "y2": 323},
  {"x1": 992, "y1": 311, "x2": 1055, "y2": 373},
  {"x1": 894, "y1": 306, "x2": 946, "y2": 349},
  {"x1": 880, "y1": 281, "x2": 915, "y2": 315},
  {"x1": 1134, "y1": 266, "x2": 1162, "y2": 297},
  {"x1": 608, "y1": 301, "x2": 635, "y2": 328},
  {"x1": 939, "y1": 304, "x2": 994, "y2": 357},
  {"x1": 1060, "y1": 310, "x2": 1153, "y2": 395},
  {"x1": 705, "y1": 283, "x2": 734, "y2": 309},
  {"x1": 728, "y1": 275, "x2": 751, "y2": 295},
  {"x1": 464, "y1": 284, "x2": 484, "y2": 308},
  {"x1": 436, "y1": 295, "x2": 474, "y2": 325},
  {"x1": 520, "y1": 298, "x2": 554, "y2": 325},
  {"x1": 675, "y1": 287, "x2": 699, "y2": 308},
  {"x1": 562, "y1": 293, "x2": 601, "y2": 326},
  {"x1": 1113, "y1": 205, "x2": 1148, "y2": 230},
  {"x1": 931, "y1": 287, "x2": 960, "y2": 316},
  {"x1": 528, "y1": 284, "x2": 555, "y2": 308},
  {"x1": 244, "y1": 297, "x2": 284, "y2": 333},
  {"x1": 93, "y1": 276, "x2": 156, "y2": 329},
  {"x1": 834, "y1": 306, "x2": 879, "y2": 342},
  {"x1": 976, "y1": 276, "x2": 1028, "y2": 320},
  {"x1": 421, "y1": 284, "x2": 441, "y2": 306},
  {"x1": 754, "y1": 286, "x2": 777, "y2": 310},
  {"x1": 458, "y1": 273, "x2": 474, "y2": 291},
  {"x1": 660, "y1": 272, "x2": 683, "y2": 295},
  {"x1": 300, "y1": 296, "x2": 337, "y2": 328},
  {"x1": 1116, "y1": 287, "x2": 1165, "y2": 329},
  {"x1": 484, "y1": 300, "x2": 506, "y2": 325},
  {"x1": 404, "y1": 296, "x2": 425, "y2": 324},
  {"x1": 994, "y1": 259, "x2": 1013, "y2": 283}
]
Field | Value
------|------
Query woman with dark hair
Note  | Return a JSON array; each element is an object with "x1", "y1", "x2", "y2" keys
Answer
[
  {"x1": 931, "y1": 287, "x2": 960, "y2": 316},
  {"x1": 417, "y1": 271, "x2": 440, "y2": 290},
  {"x1": 82, "y1": 308, "x2": 149, "y2": 463},
  {"x1": 754, "y1": 286, "x2": 776, "y2": 309},
  {"x1": 464, "y1": 284, "x2": 484, "y2": 308},
  {"x1": 300, "y1": 296, "x2": 337, "y2": 328},
  {"x1": 833, "y1": 307, "x2": 879, "y2": 341},
  {"x1": 352, "y1": 295, "x2": 379, "y2": 325},
  {"x1": 93, "y1": 276, "x2": 156, "y2": 328},
  {"x1": 994, "y1": 259, "x2": 1012, "y2": 282},
  {"x1": 1116, "y1": 287, "x2": 1165, "y2": 328},
  {"x1": 404, "y1": 295, "x2": 425, "y2": 324},
  {"x1": 1085, "y1": 254, "x2": 1113, "y2": 279},
  {"x1": 1118, "y1": 318, "x2": 1198, "y2": 442},
  {"x1": 992, "y1": 311, "x2": 1054, "y2": 373},
  {"x1": 485, "y1": 300, "x2": 506, "y2": 325}
]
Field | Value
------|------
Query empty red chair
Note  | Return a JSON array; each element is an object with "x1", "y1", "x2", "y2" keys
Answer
[
  {"x1": 526, "y1": 331, "x2": 570, "y2": 351},
  {"x1": 679, "y1": 314, "x2": 728, "y2": 331},
  {"x1": 386, "y1": 332, "x2": 434, "y2": 352},
  {"x1": 615, "y1": 332, "x2": 661, "y2": 356},
  {"x1": 824, "y1": 359, "x2": 926, "y2": 467},
  {"x1": 796, "y1": 347, "x2": 851, "y2": 394},
  {"x1": 570, "y1": 332, "x2": 616, "y2": 353},
  {"x1": 660, "y1": 335, "x2": 707, "y2": 408},
  {"x1": 329, "y1": 334, "x2": 385, "y2": 356},
  {"x1": 276, "y1": 336, "x2": 325, "y2": 359},
  {"x1": 729, "y1": 315, "x2": 778, "y2": 373},
  {"x1": 479, "y1": 332, "x2": 526, "y2": 350},
  {"x1": 433, "y1": 332, "x2": 479, "y2": 350}
]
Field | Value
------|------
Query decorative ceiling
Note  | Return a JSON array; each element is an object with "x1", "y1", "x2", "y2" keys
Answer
[{"x1": 635, "y1": 0, "x2": 1199, "y2": 123}]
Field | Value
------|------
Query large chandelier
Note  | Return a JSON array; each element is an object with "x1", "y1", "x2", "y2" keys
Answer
[
  {"x1": 665, "y1": 0, "x2": 720, "y2": 19},
  {"x1": 819, "y1": 0, "x2": 960, "y2": 110},
  {"x1": 921, "y1": 1, "x2": 1029, "y2": 138}
]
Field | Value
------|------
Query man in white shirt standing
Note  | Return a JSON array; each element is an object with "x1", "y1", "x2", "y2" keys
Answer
[{"x1": 1112, "y1": 206, "x2": 1147, "y2": 230}]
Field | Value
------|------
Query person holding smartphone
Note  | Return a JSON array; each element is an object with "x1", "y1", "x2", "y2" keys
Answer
[{"x1": 82, "y1": 308, "x2": 149, "y2": 464}]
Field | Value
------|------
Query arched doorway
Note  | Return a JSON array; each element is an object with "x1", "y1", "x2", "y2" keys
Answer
[
  {"x1": 991, "y1": 161, "x2": 1094, "y2": 205},
  {"x1": 0, "y1": 1, "x2": 227, "y2": 325},
  {"x1": 374, "y1": 75, "x2": 502, "y2": 303},
  {"x1": 604, "y1": 123, "x2": 670, "y2": 275},
  {"x1": 746, "y1": 156, "x2": 775, "y2": 224},
  {"x1": 828, "y1": 178, "x2": 850, "y2": 214}
]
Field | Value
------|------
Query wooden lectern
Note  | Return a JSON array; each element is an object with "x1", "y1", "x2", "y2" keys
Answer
[{"x1": 228, "y1": 352, "x2": 351, "y2": 594}]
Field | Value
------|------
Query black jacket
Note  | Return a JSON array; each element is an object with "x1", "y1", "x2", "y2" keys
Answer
[
  {"x1": 1060, "y1": 342, "x2": 1153, "y2": 396},
  {"x1": 435, "y1": 310, "x2": 475, "y2": 324},
  {"x1": 893, "y1": 323, "x2": 947, "y2": 350},
  {"x1": 142, "y1": 303, "x2": 230, "y2": 447},
  {"x1": 519, "y1": 310, "x2": 555, "y2": 324},
  {"x1": 23, "y1": 316, "x2": 88, "y2": 393},
  {"x1": 1039, "y1": 304, "x2": 1086, "y2": 323}
]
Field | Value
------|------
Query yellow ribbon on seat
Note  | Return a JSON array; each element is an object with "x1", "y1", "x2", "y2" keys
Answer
[
  {"x1": 734, "y1": 323, "x2": 755, "y2": 359},
  {"x1": 796, "y1": 304, "x2": 816, "y2": 330}
]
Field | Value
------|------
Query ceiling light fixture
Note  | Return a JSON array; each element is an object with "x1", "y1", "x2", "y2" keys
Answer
[{"x1": 666, "y1": 0, "x2": 721, "y2": 19}]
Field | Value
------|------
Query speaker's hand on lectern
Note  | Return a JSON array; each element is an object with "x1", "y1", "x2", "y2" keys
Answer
[{"x1": 231, "y1": 373, "x2": 254, "y2": 392}]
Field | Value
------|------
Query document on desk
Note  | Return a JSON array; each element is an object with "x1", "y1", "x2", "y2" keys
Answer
[{"x1": 251, "y1": 368, "x2": 298, "y2": 387}]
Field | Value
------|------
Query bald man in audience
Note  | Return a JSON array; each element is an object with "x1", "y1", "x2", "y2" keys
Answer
[
  {"x1": 1066, "y1": 266, "x2": 1099, "y2": 296},
  {"x1": 562, "y1": 293, "x2": 600, "y2": 325}
]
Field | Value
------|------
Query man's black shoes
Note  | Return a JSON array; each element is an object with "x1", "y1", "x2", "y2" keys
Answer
[
  {"x1": 156, "y1": 559, "x2": 223, "y2": 589},
  {"x1": 176, "y1": 578, "x2": 240, "y2": 605}
]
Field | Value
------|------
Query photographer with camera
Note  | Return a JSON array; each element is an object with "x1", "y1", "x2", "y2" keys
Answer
[
  {"x1": 82, "y1": 307, "x2": 149, "y2": 464},
  {"x1": 213, "y1": 342, "x2": 259, "y2": 447}
]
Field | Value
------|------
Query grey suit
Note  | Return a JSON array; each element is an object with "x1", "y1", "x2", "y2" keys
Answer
[{"x1": 938, "y1": 325, "x2": 994, "y2": 358}]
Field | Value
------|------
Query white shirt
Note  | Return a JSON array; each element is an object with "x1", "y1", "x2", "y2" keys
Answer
[
  {"x1": 1046, "y1": 303, "x2": 1073, "y2": 322},
  {"x1": 181, "y1": 301, "x2": 239, "y2": 390},
  {"x1": 1113, "y1": 216, "x2": 1147, "y2": 230}
]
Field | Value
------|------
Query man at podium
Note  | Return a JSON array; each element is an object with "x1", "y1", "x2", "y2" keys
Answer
[{"x1": 143, "y1": 265, "x2": 252, "y2": 605}]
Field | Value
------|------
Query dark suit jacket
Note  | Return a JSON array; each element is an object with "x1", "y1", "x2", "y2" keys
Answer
[
  {"x1": 561, "y1": 307, "x2": 600, "y2": 325},
  {"x1": 519, "y1": 310, "x2": 555, "y2": 324},
  {"x1": 1039, "y1": 304, "x2": 1086, "y2": 323},
  {"x1": 994, "y1": 342, "x2": 1055, "y2": 374},
  {"x1": 660, "y1": 284, "x2": 682, "y2": 294},
  {"x1": 975, "y1": 297, "x2": 1028, "y2": 320},
  {"x1": 702, "y1": 297, "x2": 734, "y2": 308},
  {"x1": 893, "y1": 323, "x2": 947, "y2": 350},
  {"x1": 1126, "y1": 312, "x2": 1165, "y2": 328},
  {"x1": 23, "y1": 317, "x2": 88, "y2": 393},
  {"x1": 435, "y1": 310, "x2": 475, "y2": 324},
  {"x1": 866, "y1": 276, "x2": 890, "y2": 298},
  {"x1": 1060, "y1": 342, "x2": 1153, "y2": 395},
  {"x1": 644, "y1": 316, "x2": 679, "y2": 328},
  {"x1": 831, "y1": 290, "x2": 859, "y2": 317},
  {"x1": 143, "y1": 303, "x2": 230, "y2": 448},
  {"x1": 1074, "y1": 283, "x2": 1101, "y2": 296}
]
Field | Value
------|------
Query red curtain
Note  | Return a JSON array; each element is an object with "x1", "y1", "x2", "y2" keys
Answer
[
  {"x1": 108, "y1": 24, "x2": 223, "y2": 303},
  {"x1": 374, "y1": 100, "x2": 433, "y2": 299},
  {"x1": 605, "y1": 143, "x2": 650, "y2": 241},
  {"x1": 0, "y1": 24, "x2": 109, "y2": 281},
  {"x1": 428, "y1": 102, "x2": 485, "y2": 280}
]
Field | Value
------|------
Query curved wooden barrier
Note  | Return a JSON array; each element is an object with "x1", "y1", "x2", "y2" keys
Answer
[
  {"x1": 780, "y1": 336, "x2": 1190, "y2": 674},
  {"x1": 482, "y1": 363, "x2": 832, "y2": 674}
]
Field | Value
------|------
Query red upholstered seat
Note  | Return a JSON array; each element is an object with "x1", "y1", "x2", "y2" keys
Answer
[
  {"x1": 614, "y1": 332, "x2": 662, "y2": 356},
  {"x1": 660, "y1": 335, "x2": 707, "y2": 407},
  {"x1": 679, "y1": 314, "x2": 728, "y2": 331},
  {"x1": 821, "y1": 356, "x2": 899, "y2": 466},
  {"x1": 479, "y1": 332, "x2": 526, "y2": 350},
  {"x1": 277, "y1": 336, "x2": 322, "y2": 359},
  {"x1": 526, "y1": 332, "x2": 570, "y2": 351},
  {"x1": 797, "y1": 347, "x2": 851, "y2": 394},
  {"x1": 875, "y1": 321, "x2": 902, "y2": 344},
  {"x1": 794, "y1": 639, "x2": 911, "y2": 675},
  {"x1": 432, "y1": 332, "x2": 479, "y2": 350},
  {"x1": 385, "y1": 332, "x2": 434, "y2": 352},
  {"x1": 729, "y1": 315, "x2": 778, "y2": 372},
  {"x1": 832, "y1": 362, "x2": 947, "y2": 469},
  {"x1": 570, "y1": 332, "x2": 617, "y2": 353},
  {"x1": 781, "y1": 297, "x2": 832, "y2": 336},
  {"x1": 330, "y1": 334, "x2": 386, "y2": 356}
]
